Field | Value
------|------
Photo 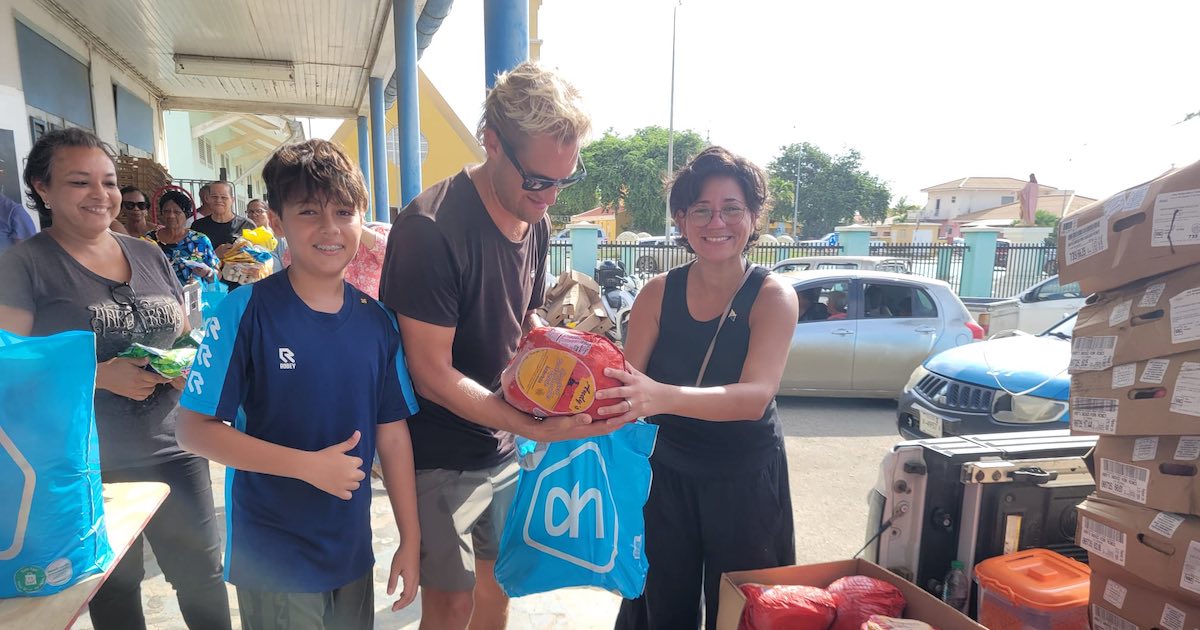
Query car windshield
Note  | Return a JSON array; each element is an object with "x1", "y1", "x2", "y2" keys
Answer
[{"x1": 1040, "y1": 313, "x2": 1076, "y2": 340}]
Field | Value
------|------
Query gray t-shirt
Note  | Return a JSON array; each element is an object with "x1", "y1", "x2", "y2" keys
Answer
[{"x1": 0, "y1": 231, "x2": 187, "y2": 470}]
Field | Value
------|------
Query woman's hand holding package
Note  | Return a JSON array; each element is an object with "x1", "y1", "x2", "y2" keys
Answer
[
  {"x1": 595, "y1": 362, "x2": 667, "y2": 424},
  {"x1": 97, "y1": 356, "x2": 171, "y2": 401}
]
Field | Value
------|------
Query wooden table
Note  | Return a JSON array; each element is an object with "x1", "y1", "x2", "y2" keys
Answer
[{"x1": 0, "y1": 481, "x2": 170, "y2": 629}]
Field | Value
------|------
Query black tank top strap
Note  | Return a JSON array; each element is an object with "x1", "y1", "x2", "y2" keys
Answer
[{"x1": 660, "y1": 264, "x2": 693, "y2": 323}]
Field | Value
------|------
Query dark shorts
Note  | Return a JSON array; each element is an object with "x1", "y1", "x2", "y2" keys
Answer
[
  {"x1": 236, "y1": 570, "x2": 373, "y2": 630},
  {"x1": 415, "y1": 458, "x2": 519, "y2": 592}
]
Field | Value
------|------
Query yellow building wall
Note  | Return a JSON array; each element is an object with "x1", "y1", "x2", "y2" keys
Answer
[{"x1": 332, "y1": 68, "x2": 485, "y2": 210}]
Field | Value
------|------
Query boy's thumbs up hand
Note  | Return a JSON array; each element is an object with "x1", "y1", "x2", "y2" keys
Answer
[{"x1": 302, "y1": 430, "x2": 365, "y2": 500}]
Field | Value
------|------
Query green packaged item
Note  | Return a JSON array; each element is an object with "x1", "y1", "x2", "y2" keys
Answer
[{"x1": 116, "y1": 344, "x2": 198, "y2": 379}]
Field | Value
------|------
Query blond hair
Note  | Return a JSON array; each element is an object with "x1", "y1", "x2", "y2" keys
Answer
[{"x1": 478, "y1": 62, "x2": 591, "y2": 148}]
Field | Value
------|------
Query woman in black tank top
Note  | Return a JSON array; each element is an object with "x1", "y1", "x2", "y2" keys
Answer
[{"x1": 596, "y1": 148, "x2": 800, "y2": 630}]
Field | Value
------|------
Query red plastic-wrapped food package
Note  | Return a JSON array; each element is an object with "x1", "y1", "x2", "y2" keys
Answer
[
  {"x1": 500, "y1": 327, "x2": 624, "y2": 418},
  {"x1": 828, "y1": 576, "x2": 906, "y2": 630},
  {"x1": 738, "y1": 583, "x2": 838, "y2": 630}
]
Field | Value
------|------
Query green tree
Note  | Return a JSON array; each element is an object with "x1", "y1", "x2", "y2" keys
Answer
[
  {"x1": 888, "y1": 195, "x2": 922, "y2": 221},
  {"x1": 1034, "y1": 209, "x2": 1060, "y2": 228},
  {"x1": 553, "y1": 126, "x2": 707, "y2": 233},
  {"x1": 767, "y1": 143, "x2": 891, "y2": 237}
]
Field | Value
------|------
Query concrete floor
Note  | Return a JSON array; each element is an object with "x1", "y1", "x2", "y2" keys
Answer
[{"x1": 73, "y1": 397, "x2": 903, "y2": 629}]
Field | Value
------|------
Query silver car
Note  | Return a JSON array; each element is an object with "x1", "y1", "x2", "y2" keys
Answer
[{"x1": 780, "y1": 269, "x2": 983, "y2": 398}]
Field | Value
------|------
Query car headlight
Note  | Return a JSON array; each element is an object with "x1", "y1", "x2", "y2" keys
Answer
[
  {"x1": 904, "y1": 365, "x2": 929, "y2": 394},
  {"x1": 992, "y1": 393, "x2": 1067, "y2": 423}
]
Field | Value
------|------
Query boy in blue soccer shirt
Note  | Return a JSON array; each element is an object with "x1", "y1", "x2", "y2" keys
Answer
[{"x1": 178, "y1": 139, "x2": 420, "y2": 629}]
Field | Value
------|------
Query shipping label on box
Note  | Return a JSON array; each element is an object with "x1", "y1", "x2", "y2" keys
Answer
[
  {"x1": 1077, "y1": 496, "x2": 1200, "y2": 605},
  {"x1": 1071, "y1": 350, "x2": 1200, "y2": 436},
  {"x1": 1094, "y1": 435, "x2": 1200, "y2": 516},
  {"x1": 1089, "y1": 564, "x2": 1200, "y2": 630},
  {"x1": 1058, "y1": 159, "x2": 1200, "y2": 294},
  {"x1": 1072, "y1": 265, "x2": 1200, "y2": 373}
]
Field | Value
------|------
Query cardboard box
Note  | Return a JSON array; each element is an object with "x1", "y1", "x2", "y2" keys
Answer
[
  {"x1": 1076, "y1": 495, "x2": 1200, "y2": 606},
  {"x1": 1093, "y1": 435, "x2": 1200, "y2": 515},
  {"x1": 1089, "y1": 564, "x2": 1200, "y2": 630},
  {"x1": 1070, "y1": 350, "x2": 1200, "y2": 436},
  {"x1": 716, "y1": 558, "x2": 985, "y2": 630},
  {"x1": 1071, "y1": 264, "x2": 1200, "y2": 373},
  {"x1": 1058, "y1": 159, "x2": 1200, "y2": 294}
]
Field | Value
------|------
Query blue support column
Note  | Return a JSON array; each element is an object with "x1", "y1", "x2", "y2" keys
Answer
[
  {"x1": 484, "y1": 0, "x2": 529, "y2": 88},
  {"x1": 960, "y1": 227, "x2": 1000, "y2": 298},
  {"x1": 368, "y1": 77, "x2": 389, "y2": 223},
  {"x1": 356, "y1": 115, "x2": 371, "y2": 218},
  {"x1": 394, "y1": 0, "x2": 421, "y2": 209}
]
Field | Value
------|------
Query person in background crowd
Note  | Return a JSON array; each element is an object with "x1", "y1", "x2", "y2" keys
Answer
[
  {"x1": 0, "y1": 157, "x2": 36, "y2": 254},
  {"x1": 119, "y1": 186, "x2": 157, "y2": 237},
  {"x1": 190, "y1": 181, "x2": 252, "y2": 256},
  {"x1": 597, "y1": 146, "x2": 798, "y2": 630},
  {"x1": 246, "y1": 198, "x2": 270, "y2": 228},
  {"x1": 188, "y1": 183, "x2": 212, "y2": 228},
  {"x1": 380, "y1": 61, "x2": 621, "y2": 630},
  {"x1": 0, "y1": 128, "x2": 231, "y2": 630},
  {"x1": 146, "y1": 189, "x2": 219, "y2": 286}
]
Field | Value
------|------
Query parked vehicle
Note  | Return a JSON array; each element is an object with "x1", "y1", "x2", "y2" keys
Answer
[
  {"x1": 963, "y1": 275, "x2": 1084, "y2": 336},
  {"x1": 593, "y1": 259, "x2": 640, "y2": 342},
  {"x1": 896, "y1": 313, "x2": 1073, "y2": 440},
  {"x1": 551, "y1": 226, "x2": 606, "y2": 243},
  {"x1": 631, "y1": 236, "x2": 692, "y2": 275},
  {"x1": 799, "y1": 232, "x2": 839, "y2": 247},
  {"x1": 773, "y1": 255, "x2": 912, "y2": 275},
  {"x1": 779, "y1": 270, "x2": 984, "y2": 398}
]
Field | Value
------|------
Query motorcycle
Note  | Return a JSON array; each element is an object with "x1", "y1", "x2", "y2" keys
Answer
[{"x1": 594, "y1": 260, "x2": 641, "y2": 344}]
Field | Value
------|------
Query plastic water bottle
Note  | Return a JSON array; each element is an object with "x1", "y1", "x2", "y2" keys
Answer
[{"x1": 941, "y1": 560, "x2": 970, "y2": 613}]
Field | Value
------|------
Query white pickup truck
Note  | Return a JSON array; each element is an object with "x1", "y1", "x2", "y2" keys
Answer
[{"x1": 963, "y1": 275, "x2": 1086, "y2": 336}]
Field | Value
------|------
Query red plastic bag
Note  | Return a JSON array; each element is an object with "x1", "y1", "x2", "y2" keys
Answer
[
  {"x1": 828, "y1": 576, "x2": 906, "y2": 630},
  {"x1": 738, "y1": 583, "x2": 837, "y2": 630},
  {"x1": 500, "y1": 327, "x2": 624, "y2": 418}
]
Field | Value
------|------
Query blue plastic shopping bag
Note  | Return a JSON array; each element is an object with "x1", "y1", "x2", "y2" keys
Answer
[
  {"x1": 495, "y1": 422, "x2": 657, "y2": 598},
  {"x1": 199, "y1": 276, "x2": 228, "y2": 321},
  {"x1": 0, "y1": 329, "x2": 113, "y2": 597}
]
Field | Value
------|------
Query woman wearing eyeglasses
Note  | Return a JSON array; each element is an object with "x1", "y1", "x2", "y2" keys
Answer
[
  {"x1": 597, "y1": 147, "x2": 799, "y2": 630},
  {"x1": 146, "y1": 189, "x2": 219, "y2": 286},
  {"x1": 0, "y1": 129, "x2": 231, "y2": 630}
]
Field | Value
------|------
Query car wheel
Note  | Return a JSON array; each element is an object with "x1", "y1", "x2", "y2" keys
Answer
[{"x1": 635, "y1": 255, "x2": 660, "y2": 275}]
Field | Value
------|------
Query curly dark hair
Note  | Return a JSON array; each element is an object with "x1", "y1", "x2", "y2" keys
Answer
[
  {"x1": 159, "y1": 189, "x2": 194, "y2": 219},
  {"x1": 23, "y1": 128, "x2": 117, "y2": 221},
  {"x1": 666, "y1": 146, "x2": 770, "y2": 254}
]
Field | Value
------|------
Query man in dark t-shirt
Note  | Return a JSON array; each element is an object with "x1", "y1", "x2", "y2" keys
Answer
[
  {"x1": 379, "y1": 62, "x2": 625, "y2": 628},
  {"x1": 190, "y1": 180, "x2": 254, "y2": 289}
]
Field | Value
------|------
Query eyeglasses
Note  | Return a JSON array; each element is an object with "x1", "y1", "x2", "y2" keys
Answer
[
  {"x1": 494, "y1": 130, "x2": 587, "y2": 192},
  {"x1": 122, "y1": 201, "x2": 149, "y2": 211},
  {"x1": 108, "y1": 282, "x2": 147, "y2": 334},
  {"x1": 247, "y1": 208, "x2": 267, "y2": 215},
  {"x1": 685, "y1": 206, "x2": 748, "y2": 227}
]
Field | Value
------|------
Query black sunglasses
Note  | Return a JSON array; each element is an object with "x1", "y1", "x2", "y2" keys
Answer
[
  {"x1": 122, "y1": 201, "x2": 149, "y2": 211},
  {"x1": 494, "y1": 131, "x2": 586, "y2": 192},
  {"x1": 109, "y1": 283, "x2": 147, "y2": 334}
]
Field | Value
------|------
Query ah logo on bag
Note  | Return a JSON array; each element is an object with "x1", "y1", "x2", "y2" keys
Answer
[{"x1": 522, "y1": 442, "x2": 617, "y2": 573}]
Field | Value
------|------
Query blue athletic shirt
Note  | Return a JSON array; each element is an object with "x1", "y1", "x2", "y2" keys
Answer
[{"x1": 180, "y1": 270, "x2": 419, "y2": 592}]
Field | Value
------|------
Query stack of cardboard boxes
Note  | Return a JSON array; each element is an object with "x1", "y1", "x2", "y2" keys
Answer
[{"x1": 1059, "y1": 160, "x2": 1200, "y2": 628}]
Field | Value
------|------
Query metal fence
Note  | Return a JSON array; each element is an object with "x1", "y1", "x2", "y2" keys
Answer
[
  {"x1": 870, "y1": 243, "x2": 968, "y2": 293},
  {"x1": 547, "y1": 241, "x2": 1054, "y2": 298},
  {"x1": 991, "y1": 243, "x2": 1057, "y2": 298}
]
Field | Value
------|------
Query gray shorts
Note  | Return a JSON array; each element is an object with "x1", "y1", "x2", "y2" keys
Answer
[
  {"x1": 236, "y1": 570, "x2": 373, "y2": 630},
  {"x1": 415, "y1": 458, "x2": 519, "y2": 592}
]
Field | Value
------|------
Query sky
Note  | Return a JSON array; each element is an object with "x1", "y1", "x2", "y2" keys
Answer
[{"x1": 392, "y1": 0, "x2": 1200, "y2": 207}]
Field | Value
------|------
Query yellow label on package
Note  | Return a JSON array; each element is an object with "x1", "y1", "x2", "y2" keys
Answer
[{"x1": 515, "y1": 348, "x2": 595, "y2": 413}]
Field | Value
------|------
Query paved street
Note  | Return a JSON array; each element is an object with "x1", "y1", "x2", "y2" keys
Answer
[{"x1": 75, "y1": 397, "x2": 904, "y2": 629}]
